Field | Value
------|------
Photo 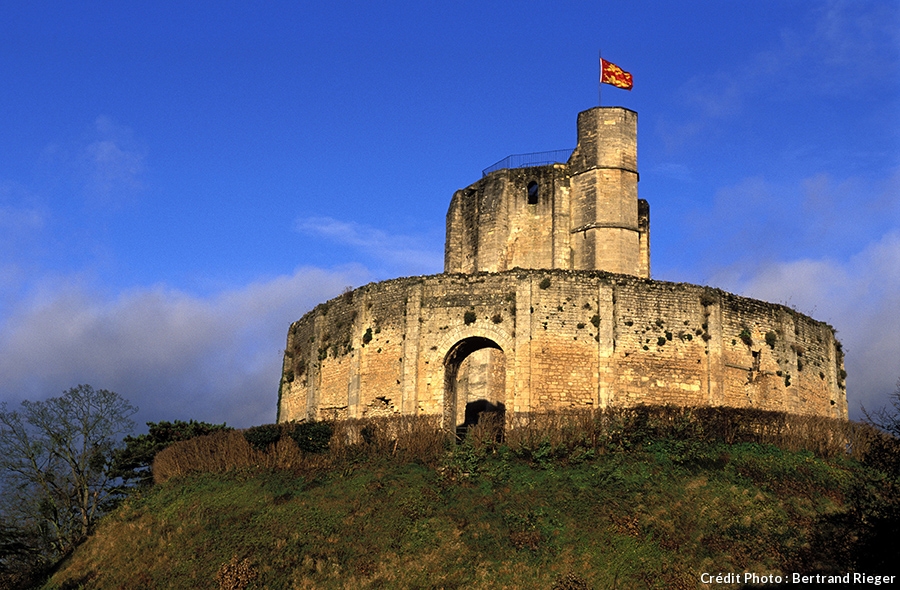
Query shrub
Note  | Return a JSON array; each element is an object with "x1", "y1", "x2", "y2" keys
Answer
[
  {"x1": 154, "y1": 430, "x2": 303, "y2": 482},
  {"x1": 360, "y1": 424, "x2": 377, "y2": 445},
  {"x1": 765, "y1": 331, "x2": 777, "y2": 348},
  {"x1": 334, "y1": 415, "x2": 445, "y2": 465},
  {"x1": 739, "y1": 328, "x2": 753, "y2": 346},
  {"x1": 538, "y1": 277, "x2": 551, "y2": 289},
  {"x1": 362, "y1": 327, "x2": 373, "y2": 345},
  {"x1": 464, "y1": 311, "x2": 477, "y2": 325},
  {"x1": 243, "y1": 424, "x2": 282, "y2": 451},
  {"x1": 288, "y1": 421, "x2": 334, "y2": 454},
  {"x1": 112, "y1": 419, "x2": 232, "y2": 487}
]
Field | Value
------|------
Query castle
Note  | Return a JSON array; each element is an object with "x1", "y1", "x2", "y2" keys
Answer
[{"x1": 277, "y1": 106, "x2": 848, "y2": 428}]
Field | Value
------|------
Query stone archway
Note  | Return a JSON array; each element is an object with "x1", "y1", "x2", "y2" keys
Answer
[{"x1": 443, "y1": 336, "x2": 506, "y2": 436}]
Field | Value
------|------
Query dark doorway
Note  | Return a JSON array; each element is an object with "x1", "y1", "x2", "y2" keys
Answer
[
  {"x1": 460, "y1": 399, "x2": 506, "y2": 441},
  {"x1": 443, "y1": 337, "x2": 506, "y2": 436}
]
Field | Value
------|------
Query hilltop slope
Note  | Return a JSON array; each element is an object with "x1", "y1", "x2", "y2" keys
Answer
[{"x1": 44, "y1": 439, "x2": 897, "y2": 589}]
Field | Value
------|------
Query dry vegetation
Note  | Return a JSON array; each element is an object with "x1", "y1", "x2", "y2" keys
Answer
[
  {"x1": 152, "y1": 414, "x2": 447, "y2": 482},
  {"x1": 152, "y1": 406, "x2": 896, "y2": 483}
]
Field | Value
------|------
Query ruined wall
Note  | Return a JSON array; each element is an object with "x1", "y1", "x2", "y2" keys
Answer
[
  {"x1": 278, "y1": 269, "x2": 847, "y2": 426},
  {"x1": 444, "y1": 107, "x2": 648, "y2": 278},
  {"x1": 444, "y1": 165, "x2": 571, "y2": 274}
]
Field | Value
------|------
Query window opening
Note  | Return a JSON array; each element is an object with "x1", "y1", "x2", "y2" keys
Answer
[{"x1": 527, "y1": 181, "x2": 539, "y2": 205}]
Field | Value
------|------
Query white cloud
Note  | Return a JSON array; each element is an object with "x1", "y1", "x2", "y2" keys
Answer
[
  {"x1": 662, "y1": 1, "x2": 899, "y2": 148},
  {"x1": 650, "y1": 163, "x2": 693, "y2": 183},
  {"x1": 710, "y1": 231, "x2": 900, "y2": 419},
  {"x1": 38, "y1": 116, "x2": 147, "y2": 206},
  {"x1": 295, "y1": 215, "x2": 443, "y2": 275},
  {"x1": 0, "y1": 204, "x2": 43, "y2": 233},
  {"x1": 80, "y1": 116, "x2": 146, "y2": 203},
  {"x1": 668, "y1": 167, "x2": 900, "y2": 276},
  {"x1": 0, "y1": 182, "x2": 49, "y2": 306},
  {"x1": 0, "y1": 265, "x2": 370, "y2": 429},
  {"x1": 0, "y1": 181, "x2": 46, "y2": 233},
  {"x1": 803, "y1": 0, "x2": 900, "y2": 89}
]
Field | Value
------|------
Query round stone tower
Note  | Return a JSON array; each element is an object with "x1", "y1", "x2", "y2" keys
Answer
[{"x1": 568, "y1": 107, "x2": 643, "y2": 275}]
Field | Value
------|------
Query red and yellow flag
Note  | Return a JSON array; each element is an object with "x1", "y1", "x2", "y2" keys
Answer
[{"x1": 600, "y1": 59, "x2": 633, "y2": 91}]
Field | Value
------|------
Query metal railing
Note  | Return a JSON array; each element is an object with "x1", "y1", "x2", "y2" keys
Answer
[{"x1": 482, "y1": 148, "x2": 574, "y2": 177}]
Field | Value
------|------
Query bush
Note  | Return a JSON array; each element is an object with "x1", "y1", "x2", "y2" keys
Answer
[
  {"x1": 288, "y1": 421, "x2": 334, "y2": 454},
  {"x1": 243, "y1": 424, "x2": 281, "y2": 451},
  {"x1": 333, "y1": 415, "x2": 446, "y2": 465},
  {"x1": 153, "y1": 407, "x2": 897, "y2": 489},
  {"x1": 112, "y1": 419, "x2": 232, "y2": 487},
  {"x1": 153, "y1": 430, "x2": 306, "y2": 483}
]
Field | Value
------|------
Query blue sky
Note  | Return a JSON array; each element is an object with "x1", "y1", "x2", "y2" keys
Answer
[{"x1": 1, "y1": 1, "x2": 897, "y2": 428}]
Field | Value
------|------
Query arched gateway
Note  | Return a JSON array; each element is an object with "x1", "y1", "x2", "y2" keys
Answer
[
  {"x1": 443, "y1": 338, "x2": 505, "y2": 434},
  {"x1": 435, "y1": 324, "x2": 516, "y2": 432}
]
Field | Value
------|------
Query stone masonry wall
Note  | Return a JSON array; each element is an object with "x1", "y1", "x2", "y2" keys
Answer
[
  {"x1": 444, "y1": 107, "x2": 648, "y2": 278},
  {"x1": 278, "y1": 269, "x2": 847, "y2": 426}
]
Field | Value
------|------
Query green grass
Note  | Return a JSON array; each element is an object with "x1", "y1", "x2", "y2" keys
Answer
[{"x1": 42, "y1": 434, "x2": 898, "y2": 590}]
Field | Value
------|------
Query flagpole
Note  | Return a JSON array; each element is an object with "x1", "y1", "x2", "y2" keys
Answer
[{"x1": 598, "y1": 50, "x2": 602, "y2": 106}]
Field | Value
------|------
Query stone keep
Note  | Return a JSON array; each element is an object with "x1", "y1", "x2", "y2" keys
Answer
[
  {"x1": 278, "y1": 107, "x2": 848, "y2": 428},
  {"x1": 445, "y1": 107, "x2": 649, "y2": 277}
]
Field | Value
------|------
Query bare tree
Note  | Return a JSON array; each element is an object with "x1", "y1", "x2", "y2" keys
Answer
[
  {"x1": 0, "y1": 385, "x2": 137, "y2": 556},
  {"x1": 862, "y1": 378, "x2": 900, "y2": 439}
]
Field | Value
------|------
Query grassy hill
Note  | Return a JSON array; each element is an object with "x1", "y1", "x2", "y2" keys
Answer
[{"x1": 42, "y1": 409, "x2": 899, "y2": 589}]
